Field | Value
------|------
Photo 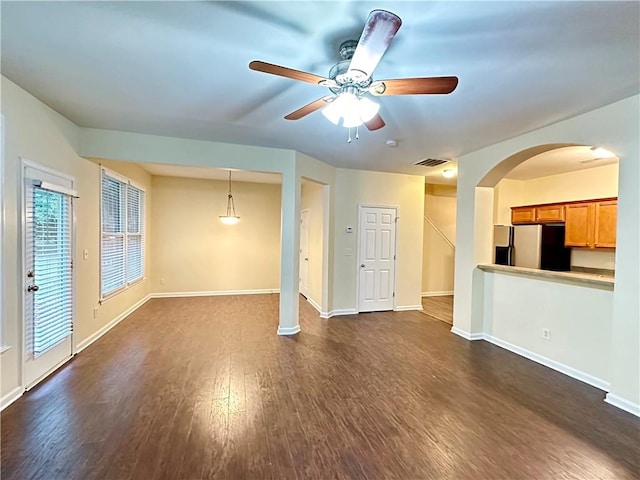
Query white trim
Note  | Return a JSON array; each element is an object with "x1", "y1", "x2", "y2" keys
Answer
[
  {"x1": 323, "y1": 308, "x2": 358, "y2": 318},
  {"x1": 151, "y1": 289, "x2": 279, "y2": 299},
  {"x1": 1, "y1": 387, "x2": 24, "y2": 411},
  {"x1": 604, "y1": 393, "x2": 640, "y2": 417},
  {"x1": 450, "y1": 326, "x2": 484, "y2": 340},
  {"x1": 482, "y1": 334, "x2": 610, "y2": 392},
  {"x1": 422, "y1": 291, "x2": 454, "y2": 297},
  {"x1": 277, "y1": 325, "x2": 301, "y2": 336},
  {"x1": 394, "y1": 304, "x2": 423, "y2": 311},
  {"x1": 76, "y1": 294, "x2": 151, "y2": 353},
  {"x1": 306, "y1": 296, "x2": 322, "y2": 314}
]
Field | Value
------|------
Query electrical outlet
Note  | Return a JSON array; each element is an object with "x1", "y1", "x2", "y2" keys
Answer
[
  {"x1": 93, "y1": 307, "x2": 98, "y2": 319},
  {"x1": 542, "y1": 328, "x2": 551, "y2": 340}
]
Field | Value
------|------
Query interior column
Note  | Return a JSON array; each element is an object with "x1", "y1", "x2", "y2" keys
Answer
[{"x1": 278, "y1": 168, "x2": 301, "y2": 335}]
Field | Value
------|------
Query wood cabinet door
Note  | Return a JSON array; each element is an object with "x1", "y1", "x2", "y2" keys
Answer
[
  {"x1": 511, "y1": 206, "x2": 536, "y2": 224},
  {"x1": 535, "y1": 204, "x2": 565, "y2": 223},
  {"x1": 594, "y1": 200, "x2": 617, "y2": 248},
  {"x1": 565, "y1": 203, "x2": 593, "y2": 247}
]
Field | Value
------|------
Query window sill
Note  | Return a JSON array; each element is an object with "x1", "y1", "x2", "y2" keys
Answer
[
  {"x1": 0, "y1": 345, "x2": 12, "y2": 354},
  {"x1": 100, "y1": 277, "x2": 146, "y2": 304}
]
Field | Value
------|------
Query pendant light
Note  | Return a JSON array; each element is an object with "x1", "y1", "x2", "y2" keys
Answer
[{"x1": 219, "y1": 170, "x2": 240, "y2": 225}]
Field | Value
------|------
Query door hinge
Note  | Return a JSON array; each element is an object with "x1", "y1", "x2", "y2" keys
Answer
[
  {"x1": 70, "y1": 260, "x2": 74, "y2": 269},
  {"x1": 393, "y1": 292, "x2": 395, "y2": 297},
  {"x1": 394, "y1": 254, "x2": 396, "y2": 260}
]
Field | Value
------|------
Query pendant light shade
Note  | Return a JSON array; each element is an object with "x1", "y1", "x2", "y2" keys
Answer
[{"x1": 219, "y1": 170, "x2": 240, "y2": 224}]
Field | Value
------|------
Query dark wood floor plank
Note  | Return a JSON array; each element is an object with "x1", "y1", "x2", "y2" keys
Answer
[{"x1": 2, "y1": 294, "x2": 639, "y2": 480}]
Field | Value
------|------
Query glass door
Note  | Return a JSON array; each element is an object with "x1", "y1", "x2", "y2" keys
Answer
[{"x1": 24, "y1": 163, "x2": 74, "y2": 389}]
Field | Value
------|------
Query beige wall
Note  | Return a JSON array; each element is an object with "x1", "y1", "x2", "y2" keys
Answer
[
  {"x1": 150, "y1": 176, "x2": 281, "y2": 294},
  {"x1": 422, "y1": 185, "x2": 456, "y2": 295},
  {"x1": 301, "y1": 180, "x2": 324, "y2": 310},
  {"x1": 1, "y1": 77, "x2": 152, "y2": 400},
  {"x1": 333, "y1": 169, "x2": 424, "y2": 311}
]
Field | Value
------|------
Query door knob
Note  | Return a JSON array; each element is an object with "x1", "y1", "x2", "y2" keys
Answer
[
  {"x1": 27, "y1": 285, "x2": 39, "y2": 292},
  {"x1": 360, "y1": 264, "x2": 365, "y2": 268}
]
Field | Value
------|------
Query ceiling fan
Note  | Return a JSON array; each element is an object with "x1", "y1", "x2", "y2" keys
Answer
[{"x1": 249, "y1": 9, "x2": 458, "y2": 135}]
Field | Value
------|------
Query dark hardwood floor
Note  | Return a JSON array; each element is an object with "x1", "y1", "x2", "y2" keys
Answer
[
  {"x1": 2, "y1": 294, "x2": 639, "y2": 479},
  {"x1": 421, "y1": 295, "x2": 453, "y2": 325}
]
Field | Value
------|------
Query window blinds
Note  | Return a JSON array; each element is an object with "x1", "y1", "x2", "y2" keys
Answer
[
  {"x1": 101, "y1": 170, "x2": 144, "y2": 298},
  {"x1": 29, "y1": 188, "x2": 73, "y2": 356}
]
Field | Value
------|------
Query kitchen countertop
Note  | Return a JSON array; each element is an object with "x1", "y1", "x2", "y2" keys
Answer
[{"x1": 478, "y1": 264, "x2": 614, "y2": 290}]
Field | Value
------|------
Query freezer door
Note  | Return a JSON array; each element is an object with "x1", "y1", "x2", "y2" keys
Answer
[
  {"x1": 493, "y1": 225, "x2": 513, "y2": 248},
  {"x1": 514, "y1": 225, "x2": 542, "y2": 268}
]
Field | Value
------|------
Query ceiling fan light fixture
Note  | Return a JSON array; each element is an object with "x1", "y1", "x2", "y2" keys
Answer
[
  {"x1": 219, "y1": 170, "x2": 240, "y2": 225},
  {"x1": 358, "y1": 96, "x2": 380, "y2": 122},
  {"x1": 321, "y1": 100, "x2": 342, "y2": 125},
  {"x1": 590, "y1": 146, "x2": 617, "y2": 159}
]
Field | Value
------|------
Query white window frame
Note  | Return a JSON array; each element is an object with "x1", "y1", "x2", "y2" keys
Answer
[{"x1": 100, "y1": 167, "x2": 145, "y2": 301}]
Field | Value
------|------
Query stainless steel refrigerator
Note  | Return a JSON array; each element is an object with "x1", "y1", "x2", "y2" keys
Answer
[
  {"x1": 513, "y1": 224, "x2": 571, "y2": 271},
  {"x1": 493, "y1": 224, "x2": 571, "y2": 271}
]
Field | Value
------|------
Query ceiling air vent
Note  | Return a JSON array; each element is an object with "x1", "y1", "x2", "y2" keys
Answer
[{"x1": 414, "y1": 158, "x2": 449, "y2": 168}]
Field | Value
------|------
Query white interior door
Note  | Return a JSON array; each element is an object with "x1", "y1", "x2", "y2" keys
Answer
[
  {"x1": 358, "y1": 206, "x2": 397, "y2": 312},
  {"x1": 24, "y1": 163, "x2": 75, "y2": 389},
  {"x1": 299, "y1": 209, "x2": 310, "y2": 296}
]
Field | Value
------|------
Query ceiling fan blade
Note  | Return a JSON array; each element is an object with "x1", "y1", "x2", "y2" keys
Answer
[
  {"x1": 284, "y1": 96, "x2": 333, "y2": 120},
  {"x1": 249, "y1": 60, "x2": 328, "y2": 85},
  {"x1": 348, "y1": 10, "x2": 402, "y2": 81},
  {"x1": 370, "y1": 77, "x2": 459, "y2": 96},
  {"x1": 364, "y1": 114, "x2": 385, "y2": 131}
]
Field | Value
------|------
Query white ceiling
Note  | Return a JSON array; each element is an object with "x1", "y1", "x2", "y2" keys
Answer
[{"x1": 2, "y1": 1, "x2": 638, "y2": 184}]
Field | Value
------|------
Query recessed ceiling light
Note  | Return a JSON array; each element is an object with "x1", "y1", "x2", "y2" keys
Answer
[
  {"x1": 590, "y1": 146, "x2": 617, "y2": 159},
  {"x1": 385, "y1": 139, "x2": 398, "y2": 147},
  {"x1": 442, "y1": 168, "x2": 457, "y2": 178}
]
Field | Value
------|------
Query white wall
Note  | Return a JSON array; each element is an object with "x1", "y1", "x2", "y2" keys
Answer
[
  {"x1": 483, "y1": 271, "x2": 612, "y2": 388},
  {"x1": 0, "y1": 77, "x2": 152, "y2": 403},
  {"x1": 151, "y1": 175, "x2": 281, "y2": 294},
  {"x1": 454, "y1": 94, "x2": 640, "y2": 414},
  {"x1": 332, "y1": 168, "x2": 424, "y2": 312},
  {"x1": 422, "y1": 184, "x2": 456, "y2": 295}
]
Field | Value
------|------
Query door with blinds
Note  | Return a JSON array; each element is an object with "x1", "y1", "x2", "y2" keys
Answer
[{"x1": 24, "y1": 163, "x2": 75, "y2": 389}]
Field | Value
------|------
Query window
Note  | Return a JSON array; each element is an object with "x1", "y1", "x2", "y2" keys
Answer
[{"x1": 101, "y1": 169, "x2": 145, "y2": 298}]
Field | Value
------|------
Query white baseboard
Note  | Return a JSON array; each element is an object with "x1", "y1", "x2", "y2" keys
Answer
[
  {"x1": 450, "y1": 326, "x2": 484, "y2": 341},
  {"x1": 306, "y1": 296, "x2": 322, "y2": 315},
  {"x1": 151, "y1": 289, "x2": 279, "y2": 298},
  {"x1": 422, "y1": 291, "x2": 454, "y2": 297},
  {"x1": 1, "y1": 386, "x2": 24, "y2": 411},
  {"x1": 76, "y1": 294, "x2": 152, "y2": 353},
  {"x1": 277, "y1": 325, "x2": 301, "y2": 336},
  {"x1": 394, "y1": 304, "x2": 423, "y2": 312},
  {"x1": 605, "y1": 393, "x2": 640, "y2": 417},
  {"x1": 483, "y1": 334, "x2": 610, "y2": 392},
  {"x1": 323, "y1": 309, "x2": 358, "y2": 318}
]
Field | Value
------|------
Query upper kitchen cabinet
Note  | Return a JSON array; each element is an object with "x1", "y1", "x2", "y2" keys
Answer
[
  {"x1": 511, "y1": 204, "x2": 564, "y2": 224},
  {"x1": 511, "y1": 206, "x2": 536, "y2": 224},
  {"x1": 535, "y1": 204, "x2": 565, "y2": 223},
  {"x1": 565, "y1": 199, "x2": 617, "y2": 248},
  {"x1": 594, "y1": 200, "x2": 617, "y2": 248}
]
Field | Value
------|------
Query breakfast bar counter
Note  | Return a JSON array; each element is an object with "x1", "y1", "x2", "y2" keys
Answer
[{"x1": 478, "y1": 264, "x2": 614, "y2": 290}]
